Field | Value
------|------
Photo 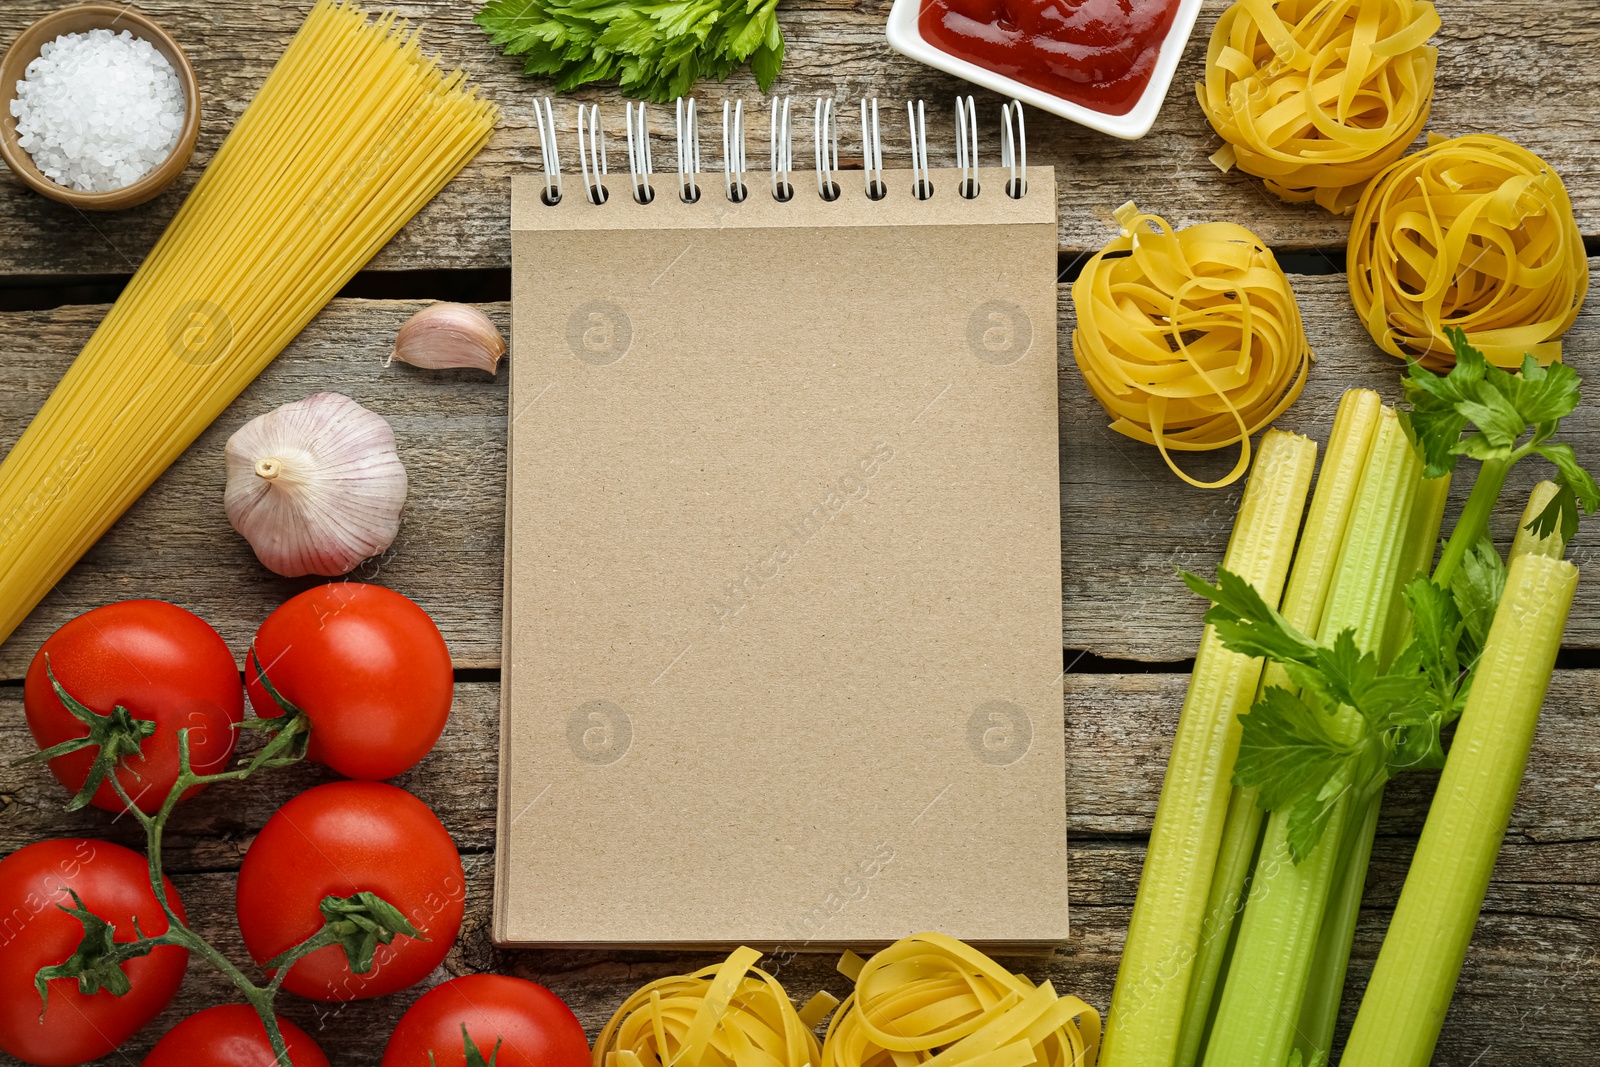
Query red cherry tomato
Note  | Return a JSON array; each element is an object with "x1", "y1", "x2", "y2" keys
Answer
[
  {"x1": 246, "y1": 584, "x2": 452, "y2": 780},
  {"x1": 236, "y1": 781, "x2": 464, "y2": 1001},
  {"x1": 24, "y1": 601, "x2": 243, "y2": 813},
  {"x1": 382, "y1": 975, "x2": 590, "y2": 1067},
  {"x1": 142, "y1": 1005, "x2": 329, "y2": 1067},
  {"x1": 0, "y1": 839, "x2": 188, "y2": 1066}
]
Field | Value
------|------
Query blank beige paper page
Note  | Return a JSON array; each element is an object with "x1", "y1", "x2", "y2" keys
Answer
[{"x1": 497, "y1": 166, "x2": 1065, "y2": 949}]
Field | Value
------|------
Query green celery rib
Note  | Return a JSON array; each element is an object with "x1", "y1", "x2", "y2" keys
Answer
[
  {"x1": 1199, "y1": 407, "x2": 1422, "y2": 1067},
  {"x1": 1381, "y1": 473, "x2": 1454, "y2": 667},
  {"x1": 1291, "y1": 469, "x2": 1452, "y2": 1066},
  {"x1": 1099, "y1": 429, "x2": 1318, "y2": 1067},
  {"x1": 1291, "y1": 791, "x2": 1379, "y2": 1067},
  {"x1": 1511, "y1": 480, "x2": 1565, "y2": 561},
  {"x1": 1171, "y1": 388, "x2": 1384, "y2": 1067},
  {"x1": 1340, "y1": 550, "x2": 1578, "y2": 1067}
]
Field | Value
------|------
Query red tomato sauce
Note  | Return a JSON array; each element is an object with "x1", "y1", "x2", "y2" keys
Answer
[{"x1": 918, "y1": 0, "x2": 1181, "y2": 116}]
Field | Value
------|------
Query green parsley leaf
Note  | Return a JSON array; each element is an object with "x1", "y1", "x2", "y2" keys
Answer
[{"x1": 476, "y1": 0, "x2": 785, "y2": 104}]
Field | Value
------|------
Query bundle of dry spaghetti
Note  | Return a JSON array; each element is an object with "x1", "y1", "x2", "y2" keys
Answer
[
  {"x1": 1071, "y1": 202, "x2": 1313, "y2": 489},
  {"x1": 1199, "y1": 0, "x2": 1440, "y2": 214},
  {"x1": 593, "y1": 946, "x2": 837, "y2": 1067},
  {"x1": 0, "y1": 0, "x2": 496, "y2": 648},
  {"x1": 1348, "y1": 133, "x2": 1588, "y2": 369},
  {"x1": 819, "y1": 932, "x2": 1100, "y2": 1067}
]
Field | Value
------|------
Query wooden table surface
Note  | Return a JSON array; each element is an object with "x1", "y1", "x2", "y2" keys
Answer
[{"x1": 1, "y1": 1, "x2": 1597, "y2": 1064}]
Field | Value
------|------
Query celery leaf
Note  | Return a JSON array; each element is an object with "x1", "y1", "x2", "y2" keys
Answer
[
  {"x1": 1528, "y1": 443, "x2": 1600, "y2": 543},
  {"x1": 1504, "y1": 353, "x2": 1583, "y2": 427},
  {"x1": 1182, "y1": 568, "x2": 1319, "y2": 667},
  {"x1": 1450, "y1": 541, "x2": 1506, "y2": 665},
  {"x1": 1404, "y1": 329, "x2": 1597, "y2": 545},
  {"x1": 1286, "y1": 775, "x2": 1348, "y2": 864},
  {"x1": 1193, "y1": 566, "x2": 1458, "y2": 859},
  {"x1": 1235, "y1": 687, "x2": 1356, "y2": 815}
]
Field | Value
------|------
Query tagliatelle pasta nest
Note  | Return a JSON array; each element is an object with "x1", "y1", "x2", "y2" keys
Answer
[
  {"x1": 1348, "y1": 133, "x2": 1589, "y2": 370},
  {"x1": 1199, "y1": 0, "x2": 1440, "y2": 214},
  {"x1": 819, "y1": 933, "x2": 1100, "y2": 1067},
  {"x1": 1071, "y1": 202, "x2": 1313, "y2": 490},
  {"x1": 593, "y1": 946, "x2": 838, "y2": 1067}
]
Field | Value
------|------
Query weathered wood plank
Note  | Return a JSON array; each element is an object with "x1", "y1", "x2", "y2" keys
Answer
[
  {"x1": 0, "y1": 0, "x2": 1596, "y2": 274},
  {"x1": 13, "y1": 872, "x2": 1586, "y2": 1066},
  {"x1": 1, "y1": 674, "x2": 1593, "y2": 1065},
  {"x1": 6, "y1": 674, "x2": 1595, "y2": 881},
  {"x1": 4, "y1": 265, "x2": 1598, "y2": 673}
]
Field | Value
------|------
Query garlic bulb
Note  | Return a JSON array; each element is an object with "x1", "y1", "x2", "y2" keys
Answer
[
  {"x1": 388, "y1": 302, "x2": 505, "y2": 373},
  {"x1": 225, "y1": 393, "x2": 408, "y2": 578}
]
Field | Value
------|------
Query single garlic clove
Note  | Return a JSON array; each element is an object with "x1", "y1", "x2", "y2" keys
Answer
[
  {"x1": 224, "y1": 392, "x2": 409, "y2": 578},
  {"x1": 387, "y1": 301, "x2": 505, "y2": 374}
]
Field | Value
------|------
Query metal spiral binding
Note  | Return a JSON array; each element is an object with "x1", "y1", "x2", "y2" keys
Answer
[
  {"x1": 955, "y1": 95, "x2": 979, "y2": 199},
  {"x1": 1001, "y1": 100, "x2": 1027, "y2": 199},
  {"x1": 723, "y1": 100, "x2": 748, "y2": 203},
  {"x1": 770, "y1": 97, "x2": 794, "y2": 202},
  {"x1": 576, "y1": 103, "x2": 608, "y2": 205},
  {"x1": 535, "y1": 97, "x2": 1029, "y2": 206},
  {"x1": 907, "y1": 99, "x2": 932, "y2": 200},
  {"x1": 815, "y1": 98, "x2": 840, "y2": 202},
  {"x1": 861, "y1": 98, "x2": 885, "y2": 200},
  {"x1": 676, "y1": 97, "x2": 701, "y2": 203},
  {"x1": 624, "y1": 102, "x2": 654, "y2": 204},
  {"x1": 533, "y1": 96, "x2": 562, "y2": 205}
]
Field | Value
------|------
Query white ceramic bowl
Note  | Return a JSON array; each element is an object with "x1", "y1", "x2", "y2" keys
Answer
[{"x1": 886, "y1": 0, "x2": 1205, "y2": 141}]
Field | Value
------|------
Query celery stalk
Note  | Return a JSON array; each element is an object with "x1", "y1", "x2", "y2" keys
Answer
[
  {"x1": 1200, "y1": 408, "x2": 1422, "y2": 1067},
  {"x1": 1291, "y1": 469, "x2": 1452, "y2": 1066},
  {"x1": 1099, "y1": 429, "x2": 1318, "y2": 1067},
  {"x1": 1381, "y1": 473, "x2": 1453, "y2": 666},
  {"x1": 1511, "y1": 481, "x2": 1565, "y2": 561},
  {"x1": 1172, "y1": 389, "x2": 1384, "y2": 1067},
  {"x1": 1291, "y1": 791, "x2": 1378, "y2": 1067},
  {"x1": 1340, "y1": 549, "x2": 1578, "y2": 1067}
]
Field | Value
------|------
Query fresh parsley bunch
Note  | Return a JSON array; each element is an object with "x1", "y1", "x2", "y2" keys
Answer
[
  {"x1": 475, "y1": 0, "x2": 784, "y2": 103},
  {"x1": 1185, "y1": 328, "x2": 1597, "y2": 863}
]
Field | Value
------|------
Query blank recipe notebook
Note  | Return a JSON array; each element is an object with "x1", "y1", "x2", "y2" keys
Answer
[{"x1": 496, "y1": 154, "x2": 1067, "y2": 950}]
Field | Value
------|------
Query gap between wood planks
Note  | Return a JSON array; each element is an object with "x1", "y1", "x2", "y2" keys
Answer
[
  {"x1": 0, "y1": 249, "x2": 1358, "y2": 313},
  {"x1": 5, "y1": 646, "x2": 1595, "y2": 690},
  {"x1": 10, "y1": 236, "x2": 1600, "y2": 312}
]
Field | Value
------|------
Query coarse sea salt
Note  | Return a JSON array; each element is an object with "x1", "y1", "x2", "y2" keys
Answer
[{"x1": 10, "y1": 28, "x2": 185, "y2": 193}]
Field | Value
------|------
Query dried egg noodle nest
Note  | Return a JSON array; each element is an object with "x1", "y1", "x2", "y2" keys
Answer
[
  {"x1": 1348, "y1": 132, "x2": 1589, "y2": 370},
  {"x1": 1200, "y1": 0, "x2": 1440, "y2": 214},
  {"x1": 593, "y1": 946, "x2": 837, "y2": 1067},
  {"x1": 819, "y1": 932, "x2": 1100, "y2": 1067},
  {"x1": 1071, "y1": 203, "x2": 1313, "y2": 489}
]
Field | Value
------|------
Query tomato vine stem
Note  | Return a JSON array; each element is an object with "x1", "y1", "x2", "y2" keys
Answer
[{"x1": 38, "y1": 652, "x2": 413, "y2": 1067}]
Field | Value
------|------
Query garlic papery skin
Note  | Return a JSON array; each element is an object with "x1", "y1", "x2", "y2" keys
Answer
[
  {"x1": 388, "y1": 302, "x2": 505, "y2": 374},
  {"x1": 225, "y1": 393, "x2": 409, "y2": 578}
]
